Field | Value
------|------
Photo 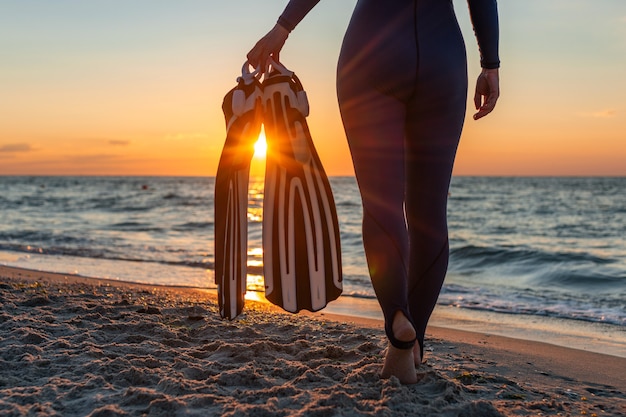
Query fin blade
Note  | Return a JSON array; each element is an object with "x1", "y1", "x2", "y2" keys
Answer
[
  {"x1": 262, "y1": 68, "x2": 343, "y2": 314},
  {"x1": 215, "y1": 79, "x2": 262, "y2": 319}
]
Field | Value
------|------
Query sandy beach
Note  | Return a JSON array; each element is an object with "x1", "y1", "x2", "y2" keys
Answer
[{"x1": 1, "y1": 265, "x2": 625, "y2": 417}]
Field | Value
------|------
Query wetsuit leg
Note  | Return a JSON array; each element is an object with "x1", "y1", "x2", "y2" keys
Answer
[
  {"x1": 339, "y1": 88, "x2": 413, "y2": 347},
  {"x1": 405, "y1": 0, "x2": 468, "y2": 353},
  {"x1": 337, "y1": 0, "x2": 417, "y2": 347},
  {"x1": 337, "y1": 0, "x2": 467, "y2": 350}
]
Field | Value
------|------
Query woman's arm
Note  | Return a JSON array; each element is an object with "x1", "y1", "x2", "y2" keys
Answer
[
  {"x1": 467, "y1": 0, "x2": 500, "y2": 119},
  {"x1": 247, "y1": 0, "x2": 321, "y2": 69},
  {"x1": 277, "y1": 0, "x2": 321, "y2": 32},
  {"x1": 467, "y1": 0, "x2": 500, "y2": 69}
]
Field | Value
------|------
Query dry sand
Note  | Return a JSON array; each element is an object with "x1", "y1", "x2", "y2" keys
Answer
[{"x1": 1, "y1": 265, "x2": 625, "y2": 416}]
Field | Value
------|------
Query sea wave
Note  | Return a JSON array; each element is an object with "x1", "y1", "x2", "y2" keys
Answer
[
  {"x1": 1, "y1": 176, "x2": 625, "y2": 328},
  {"x1": 449, "y1": 244, "x2": 625, "y2": 291},
  {"x1": 439, "y1": 283, "x2": 626, "y2": 326},
  {"x1": 0, "y1": 243, "x2": 214, "y2": 271},
  {"x1": 451, "y1": 244, "x2": 616, "y2": 268}
]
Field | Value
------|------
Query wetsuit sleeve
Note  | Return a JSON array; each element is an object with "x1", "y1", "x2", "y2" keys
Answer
[
  {"x1": 277, "y1": 0, "x2": 321, "y2": 32},
  {"x1": 467, "y1": 0, "x2": 500, "y2": 69}
]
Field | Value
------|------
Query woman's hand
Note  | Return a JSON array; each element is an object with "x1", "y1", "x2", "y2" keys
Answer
[
  {"x1": 247, "y1": 24, "x2": 290, "y2": 71},
  {"x1": 473, "y1": 68, "x2": 499, "y2": 120}
]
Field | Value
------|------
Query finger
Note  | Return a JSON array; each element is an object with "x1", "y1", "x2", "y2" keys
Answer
[
  {"x1": 484, "y1": 92, "x2": 499, "y2": 112},
  {"x1": 247, "y1": 48, "x2": 262, "y2": 68},
  {"x1": 474, "y1": 91, "x2": 483, "y2": 110},
  {"x1": 247, "y1": 54, "x2": 257, "y2": 68},
  {"x1": 473, "y1": 108, "x2": 491, "y2": 120},
  {"x1": 473, "y1": 98, "x2": 495, "y2": 120},
  {"x1": 473, "y1": 109, "x2": 485, "y2": 120},
  {"x1": 247, "y1": 39, "x2": 263, "y2": 65}
]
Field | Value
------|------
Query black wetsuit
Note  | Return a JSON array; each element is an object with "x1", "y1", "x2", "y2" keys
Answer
[{"x1": 278, "y1": 0, "x2": 499, "y2": 352}]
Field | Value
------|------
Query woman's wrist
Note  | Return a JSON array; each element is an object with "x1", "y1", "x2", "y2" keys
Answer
[{"x1": 274, "y1": 23, "x2": 291, "y2": 37}]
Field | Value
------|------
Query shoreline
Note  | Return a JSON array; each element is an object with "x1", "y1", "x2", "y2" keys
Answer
[
  {"x1": 1, "y1": 264, "x2": 625, "y2": 416},
  {"x1": 3, "y1": 260, "x2": 624, "y2": 359},
  {"x1": 2, "y1": 264, "x2": 625, "y2": 385}
]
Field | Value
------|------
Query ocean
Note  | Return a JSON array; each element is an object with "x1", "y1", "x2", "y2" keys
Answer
[{"x1": 1, "y1": 176, "x2": 624, "y2": 353}]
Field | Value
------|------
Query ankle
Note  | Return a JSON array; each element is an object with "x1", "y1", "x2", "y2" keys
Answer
[{"x1": 388, "y1": 311, "x2": 416, "y2": 349}]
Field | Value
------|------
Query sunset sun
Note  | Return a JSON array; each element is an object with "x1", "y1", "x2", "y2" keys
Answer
[{"x1": 254, "y1": 127, "x2": 267, "y2": 159}]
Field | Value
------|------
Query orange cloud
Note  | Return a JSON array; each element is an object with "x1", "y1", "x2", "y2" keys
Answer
[
  {"x1": 164, "y1": 132, "x2": 208, "y2": 141},
  {"x1": 0, "y1": 143, "x2": 35, "y2": 153},
  {"x1": 109, "y1": 140, "x2": 131, "y2": 146},
  {"x1": 578, "y1": 109, "x2": 617, "y2": 119}
]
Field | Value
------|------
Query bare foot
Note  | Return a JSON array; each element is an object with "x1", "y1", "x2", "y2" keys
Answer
[{"x1": 381, "y1": 311, "x2": 417, "y2": 384}]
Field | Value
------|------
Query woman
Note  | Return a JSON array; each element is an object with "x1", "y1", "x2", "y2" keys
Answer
[{"x1": 248, "y1": 0, "x2": 500, "y2": 384}]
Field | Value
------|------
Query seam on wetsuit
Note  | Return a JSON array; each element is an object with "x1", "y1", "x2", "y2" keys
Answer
[
  {"x1": 408, "y1": 236, "x2": 449, "y2": 297},
  {"x1": 407, "y1": 0, "x2": 420, "y2": 104},
  {"x1": 362, "y1": 205, "x2": 409, "y2": 281}
]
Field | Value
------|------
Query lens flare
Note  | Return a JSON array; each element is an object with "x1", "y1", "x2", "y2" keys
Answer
[{"x1": 254, "y1": 127, "x2": 267, "y2": 159}]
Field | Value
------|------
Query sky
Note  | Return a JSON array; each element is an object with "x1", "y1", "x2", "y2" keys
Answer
[{"x1": 1, "y1": 0, "x2": 625, "y2": 177}]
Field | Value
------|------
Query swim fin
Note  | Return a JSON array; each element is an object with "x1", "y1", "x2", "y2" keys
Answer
[
  {"x1": 214, "y1": 62, "x2": 263, "y2": 319},
  {"x1": 262, "y1": 59, "x2": 343, "y2": 313}
]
